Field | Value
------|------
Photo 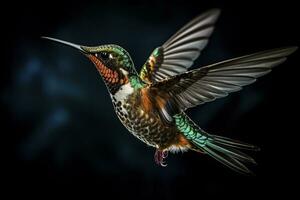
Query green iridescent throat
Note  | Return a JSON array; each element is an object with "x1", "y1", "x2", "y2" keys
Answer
[{"x1": 129, "y1": 76, "x2": 145, "y2": 89}]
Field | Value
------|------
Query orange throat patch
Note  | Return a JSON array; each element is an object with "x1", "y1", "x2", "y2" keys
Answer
[{"x1": 87, "y1": 55, "x2": 119, "y2": 84}]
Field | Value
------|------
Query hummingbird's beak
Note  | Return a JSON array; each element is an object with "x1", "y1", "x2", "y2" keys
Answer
[{"x1": 41, "y1": 36, "x2": 88, "y2": 53}]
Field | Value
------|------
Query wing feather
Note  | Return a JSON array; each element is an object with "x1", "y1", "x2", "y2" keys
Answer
[
  {"x1": 139, "y1": 9, "x2": 221, "y2": 83},
  {"x1": 153, "y1": 47, "x2": 297, "y2": 110}
]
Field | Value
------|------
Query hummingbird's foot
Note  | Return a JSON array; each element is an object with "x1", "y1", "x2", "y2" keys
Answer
[{"x1": 154, "y1": 149, "x2": 169, "y2": 167}]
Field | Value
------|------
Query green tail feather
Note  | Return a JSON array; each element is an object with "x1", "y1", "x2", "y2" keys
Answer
[
  {"x1": 195, "y1": 135, "x2": 258, "y2": 174},
  {"x1": 174, "y1": 114, "x2": 259, "y2": 174}
]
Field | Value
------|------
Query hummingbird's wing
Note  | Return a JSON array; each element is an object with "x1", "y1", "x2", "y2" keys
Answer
[
  {"x1": 152, "y1": 47, "x2": 297, "y2": 112},
  {"x1": 139, "y1": 9, "x2": 220, "y2": 84}
]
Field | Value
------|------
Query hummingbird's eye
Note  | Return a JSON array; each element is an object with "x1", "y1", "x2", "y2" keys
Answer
[{"x1": 97, "y1": 52, "x2": 109, "y2": 60}]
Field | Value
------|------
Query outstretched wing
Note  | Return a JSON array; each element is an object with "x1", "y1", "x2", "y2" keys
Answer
[
  {"x1": 153, "y1": 47, "x2": 297, "y2": 112},
  {"x1": 139, "y1": 9, "x2": 221, "y2": 84}
]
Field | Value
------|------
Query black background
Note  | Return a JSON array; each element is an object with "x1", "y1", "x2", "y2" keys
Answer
[{"x1": 3, "y1": 0, "x2": 299, "y2": 198}]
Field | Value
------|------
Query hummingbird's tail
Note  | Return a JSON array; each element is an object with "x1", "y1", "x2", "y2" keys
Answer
[
  {"x1": 174, "y1": 114, "x2": 259, "y2": 174},
  {"x1": 192, "y1": 134, "x2": 259, "y2": 174}
]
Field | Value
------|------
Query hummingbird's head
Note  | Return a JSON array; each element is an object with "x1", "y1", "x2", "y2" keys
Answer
[
  {"x1": 82, "y1": 44, "x2": 136, "y2": 84},
  {"x1": 42, "y1": 37, "x2": 139, "y2": 94}
]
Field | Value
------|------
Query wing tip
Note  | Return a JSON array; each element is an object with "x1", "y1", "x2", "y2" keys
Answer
[
  {"x1": 270, "y1": 46, "x2": 298, "y2": 66},
  {"x1": 285, "y1": 46, "x2": 298, "y2": 55},
  {"x1": 274, "y1": 46, "x2": 298, "y2": 57},
  {"x1": 207, "y1": 8, "x2": 221, "y2": 16},
  {"x1": 205, "y1": 8, "x2": 221, "y2": 22}
]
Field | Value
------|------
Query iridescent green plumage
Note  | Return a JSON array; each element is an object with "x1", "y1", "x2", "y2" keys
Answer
[
  {"x1": 174, "y1": 114, "x2": 208, "y2": 147},
  {"x1": 43, "y1": 8, "x2": 297, "y2": 174}
]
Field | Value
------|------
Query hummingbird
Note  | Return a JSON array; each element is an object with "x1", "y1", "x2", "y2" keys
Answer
[{"x1": 42, "y1": 9, "x2": 297, "y2": 174}]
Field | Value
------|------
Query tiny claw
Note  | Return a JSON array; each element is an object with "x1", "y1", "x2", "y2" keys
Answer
[
  {"x1": 154, "y1": 149, "x2": 169, "y2": 167},
  {"x1": 160, "y1": 161, "x2": 167, "y2": 167},
  {"x1": 162, "y1": 151, "x2": 168, "y2": 159},
  {"x1": 154, "y1": 151, "x2": 160, "y2": 165}
]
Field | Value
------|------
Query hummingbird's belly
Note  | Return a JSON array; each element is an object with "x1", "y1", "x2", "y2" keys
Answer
[{"x1": 112, "y1": 99, "x2": 177, "y2": 148}]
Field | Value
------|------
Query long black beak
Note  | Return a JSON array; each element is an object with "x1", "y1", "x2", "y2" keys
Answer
[{"x1": 41, "y1": 36, "x2": 88, "y2": 53}]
